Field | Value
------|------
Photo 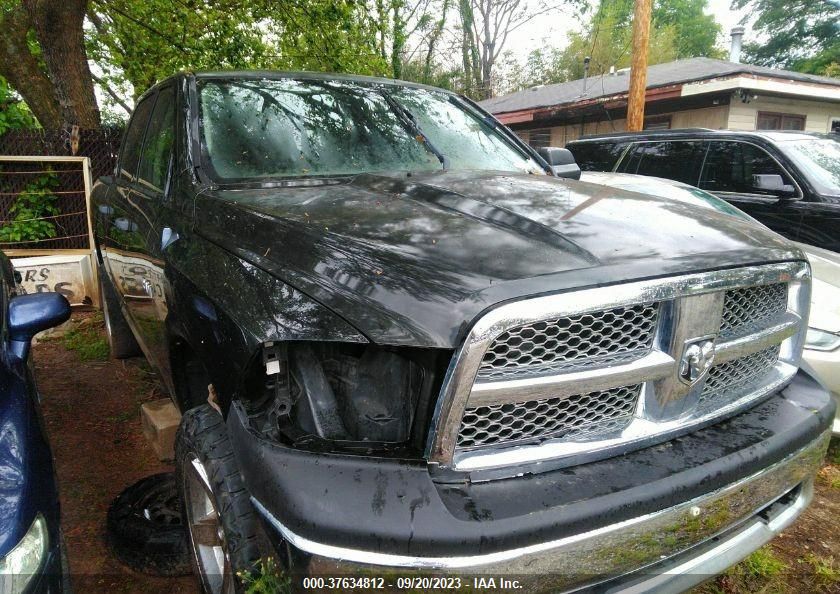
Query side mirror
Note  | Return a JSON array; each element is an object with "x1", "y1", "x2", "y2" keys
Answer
[
  {"x1": 537, "y1": 147, "x2": 582, "y2": 180},
  {"x1": 752, "y1": 174, "x2": 796, "y2": 197},
  {"x1": 8, "y1": 293, "x2": 71, "y2": 361}
]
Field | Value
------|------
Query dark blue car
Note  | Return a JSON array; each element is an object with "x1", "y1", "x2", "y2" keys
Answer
[{"x1": 0, "y1": 254, "x2": 70, "y2": 592}]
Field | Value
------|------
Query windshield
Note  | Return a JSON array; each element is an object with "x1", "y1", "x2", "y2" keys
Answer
[
  {"x1": 777, "y1": 137, "x2": 840, "y2": 196},
  {"x1": 197, "y1": 79, "x2": 541, "y2": 181}
]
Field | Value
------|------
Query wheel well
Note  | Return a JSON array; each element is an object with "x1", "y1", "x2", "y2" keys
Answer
[{"x1": 170, "y1": 338, "x2": 212, "y2": 413}]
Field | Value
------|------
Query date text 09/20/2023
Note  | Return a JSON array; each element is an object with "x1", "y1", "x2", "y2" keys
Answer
[{"x1": 299, "y1": 576, "x2": 524, "y2": 590}]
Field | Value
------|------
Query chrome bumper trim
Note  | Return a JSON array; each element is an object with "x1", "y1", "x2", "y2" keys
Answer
[
  {"x1": 605, "y1": 480, "x2": 813, "y2": 594},
  {"x1": 253, "y1": 430, "x2": 829, "y2": 587}
]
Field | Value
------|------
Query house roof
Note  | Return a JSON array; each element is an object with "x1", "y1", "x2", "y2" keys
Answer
[{"x1": 480, "y1": 57, "x2": 840, "y2": 115}]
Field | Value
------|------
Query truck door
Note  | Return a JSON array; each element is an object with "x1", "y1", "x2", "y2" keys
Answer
[
  {"x1": 123, "y1": 84, "x2": 177, "y2": 379},
  {"x1": 102, "y1": 93, "x2": 156, "y2": 312}
]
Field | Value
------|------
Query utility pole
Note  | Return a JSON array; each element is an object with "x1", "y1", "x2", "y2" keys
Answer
[{"x1": 626, "y1": 0, "x2": 653, "y2": 131}]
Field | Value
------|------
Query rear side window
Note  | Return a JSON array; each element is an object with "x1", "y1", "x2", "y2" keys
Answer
[
  {"x1": 700, "y1": 141, "x2": 796, "y2": 196},
  {"x1": 620, "y1": 141, "x2": 706, "y2": 185},
  {"x1": 119, "y1": 96, "x2": 156, "y2": 180},
  {"x1": 568, "y1": 141, "x2": 628, "y2": 172},
  {"x1": 138, "y1": 86, "x2": 176, "y2": 192}
]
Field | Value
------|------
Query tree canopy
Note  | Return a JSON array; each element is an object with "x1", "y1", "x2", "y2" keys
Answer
[
  {"x1": 496, "y1": 0, "x2": 723, "y2": 94},
  {"x1": 732, "y1": 0, "x2": 839, "y2": 76},
  {"x1": 7, "y1": 0, "x2": 833, "y2": 130}
]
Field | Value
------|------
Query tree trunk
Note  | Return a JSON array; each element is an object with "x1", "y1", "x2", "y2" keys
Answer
[
  {"x1": 0, "y1": 4, "x2": 63, "y2": 130},
  {"x1": 25, "y1": 0, "x2": 101, "y2": 129},
  {"x1": 391, "y1": 3, "x2": 405, "y2": 79},
  {"x1": 423, "y1": 0, "x2": 449, "y2": 81}
]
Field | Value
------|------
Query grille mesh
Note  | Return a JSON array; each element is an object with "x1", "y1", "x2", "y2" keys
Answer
[
  {"x1": 720, "y1": 283, "x2": 787, "y2": 338},
  {"x1": 455, "y1": 276, "x2": 795, "y2": 455},
  {"x1": 698, "y1": 345, "x2": 781, "y2": 408},
  {"x1": 478, "y1": 304, "x2": 658, "y2": 380},
  {"x1": 457, "y1": 385, "x2": 641, "y2": 448}
]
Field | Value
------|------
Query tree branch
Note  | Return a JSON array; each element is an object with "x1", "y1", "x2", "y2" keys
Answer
[{"x1": 91, "y1": 72, "x2": 132, "y2": 114}]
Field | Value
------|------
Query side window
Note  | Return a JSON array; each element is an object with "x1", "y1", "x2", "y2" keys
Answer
[
  {"x1": 620, "y1": 141, "x2": 706, "y2": 185},
  {"x1": 700, "y1": 141, "x2": 796, "y2": 196},
  {"x1": 119, "y1": 95, "x2": 156, "y2": 180},
  {"x1": 138, "y1": 86, "x2": 176, "y2": 192},
  {"x1": 568, "y1": 141, "x2": 629, "y2": 172}
]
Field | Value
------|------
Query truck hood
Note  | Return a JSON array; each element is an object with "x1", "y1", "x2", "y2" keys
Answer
[{"x1": 195, "y1": 170, "x2": 802, "y2": 347}]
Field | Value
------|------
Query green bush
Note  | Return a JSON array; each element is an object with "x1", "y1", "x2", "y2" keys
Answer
[{"x1": 0, "y1": 171, "x2": 61, "y2": 243}]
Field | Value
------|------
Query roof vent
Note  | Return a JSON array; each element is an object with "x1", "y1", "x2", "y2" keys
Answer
[{"x1": 730, "y1": 26, "x2": 745, "y2": 63}]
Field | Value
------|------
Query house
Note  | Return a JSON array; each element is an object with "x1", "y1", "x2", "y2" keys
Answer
[{"x1": 480, "y1": 51, "x2": 840, "y2": 149}]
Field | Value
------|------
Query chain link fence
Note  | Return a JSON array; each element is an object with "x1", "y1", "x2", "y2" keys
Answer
[{"x1": 0, "y1": 128, "x2": 122, "y2": 252}]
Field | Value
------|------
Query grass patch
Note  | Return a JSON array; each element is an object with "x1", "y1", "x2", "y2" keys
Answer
[
  {"x1": 741, "y1": 547, "x2": 787, "y2": 579},
  {"x1": 694, "y1": 546, "x2": 789, "y2": 594},
  {"x1": 804, "y1": 553, "x2": 839, "y2": 591},
  {"x1": 238, "y1": 558, "x2": 290, "y2": 594},
  {"x1": 827, "y1": 437, "x2": 840, "y2": 466},
  {"x1": 106, "y1": 410, "x2": 133, "y2": 423},
  {"x1": 63, "y1": 315, "x2": 108, "y2": 361}
]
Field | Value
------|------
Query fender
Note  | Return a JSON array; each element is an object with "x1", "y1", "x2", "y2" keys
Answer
[{"x1": 164, "y1": 233, "x2": 367, "y2": 412}]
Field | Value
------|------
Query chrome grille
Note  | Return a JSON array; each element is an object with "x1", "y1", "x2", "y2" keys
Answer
[
  {"x1": 457, "y1": 385, "x2": 640, "y2": 448},
  {"x1": 720, "y1": 283, "x2": 787, "y2": 338},
  {"x1": 479, "y1": 303, "x2": 658, "y2": 379},
  {"x1": 698, "y1": 345, "x2": 781, "y2": 408},
  {"x1": 431, "y1": 262, "x2": 809, "y2": 472}
]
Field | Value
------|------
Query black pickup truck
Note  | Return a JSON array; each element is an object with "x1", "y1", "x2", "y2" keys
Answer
[{"x1": 91, "y1": 72, "x2": 834, "y2": 594}]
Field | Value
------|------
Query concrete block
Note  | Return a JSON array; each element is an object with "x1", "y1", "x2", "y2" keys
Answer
[{"x1": 140, "y1": 399, "x2": 181, "y2": 461}]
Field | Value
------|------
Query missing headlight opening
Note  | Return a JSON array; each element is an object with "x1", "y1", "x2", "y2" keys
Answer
[{"x1": 256, "y1": 342, "x2": 428, "y2": 448}]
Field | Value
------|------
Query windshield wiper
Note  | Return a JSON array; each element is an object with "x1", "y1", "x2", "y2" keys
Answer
[{"x1": 381, "y1": 91, "x2": 449, "y2": 170}]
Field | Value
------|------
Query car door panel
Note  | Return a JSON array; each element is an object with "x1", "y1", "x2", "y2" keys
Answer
[
  {"x1": 102, "y1": 95, "x2": 157, "y2": 305},
  {"x1": 618, "y1": 140, "x2": 707, "y2": 185},
  {"x1": 698, "y1": 140, "x2": 816, "y2": 246},
  {"x1": 124, "y1": 85, "x2": 177, "y2": 381}
]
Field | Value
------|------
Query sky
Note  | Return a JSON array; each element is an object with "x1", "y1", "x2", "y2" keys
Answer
[{"x1": 504, "y1": 0, "x2": 752, "y2": 60}]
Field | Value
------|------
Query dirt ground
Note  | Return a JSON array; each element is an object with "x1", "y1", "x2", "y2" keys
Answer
[
  {"x1": 32, "y1": 312, "x2": 839, "y2": 594},
  {"x1": 34, "y1": 311, "x2": 198, "y2": 594}
]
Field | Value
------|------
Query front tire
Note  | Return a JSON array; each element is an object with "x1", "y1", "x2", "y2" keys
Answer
[
  {"x1": 175, "y1": 405, "x2": 261, "y2": 594},
  {"x1": 98, "y1": 270, "x2": 141, "y2": 359}
]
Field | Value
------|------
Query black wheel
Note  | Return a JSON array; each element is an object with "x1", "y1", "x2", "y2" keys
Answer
[
  {"x1": 98, "y1": 270, "x2": 141, "y2": 359},
  {"x1": 106, "y1": 473, "x2": 192, "y2": 576},
  {"x1": 176, "y1": 405, "x2": 261, "y2": 594}
]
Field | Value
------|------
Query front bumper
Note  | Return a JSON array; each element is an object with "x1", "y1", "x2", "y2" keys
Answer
[{"x1": 229, "y1": 369, "x2": 835, "y2": 593}]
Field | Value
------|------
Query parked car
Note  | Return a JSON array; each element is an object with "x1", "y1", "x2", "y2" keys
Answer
[
  {"x1": 92, "y1": 72, "x2": 835, "y2": 594},
  {"x1": 799, "y1": 242, "x2": 840, "y2": 435},
  {"x1": 0, "y1": 254, "x2": 70, "y2": 592},
  {"x1": 567, "y1": 129, "x2": 840, "y2": 251},
  {"x1": 580, "y1": 171, "x2": 840, "y2": 436}
]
